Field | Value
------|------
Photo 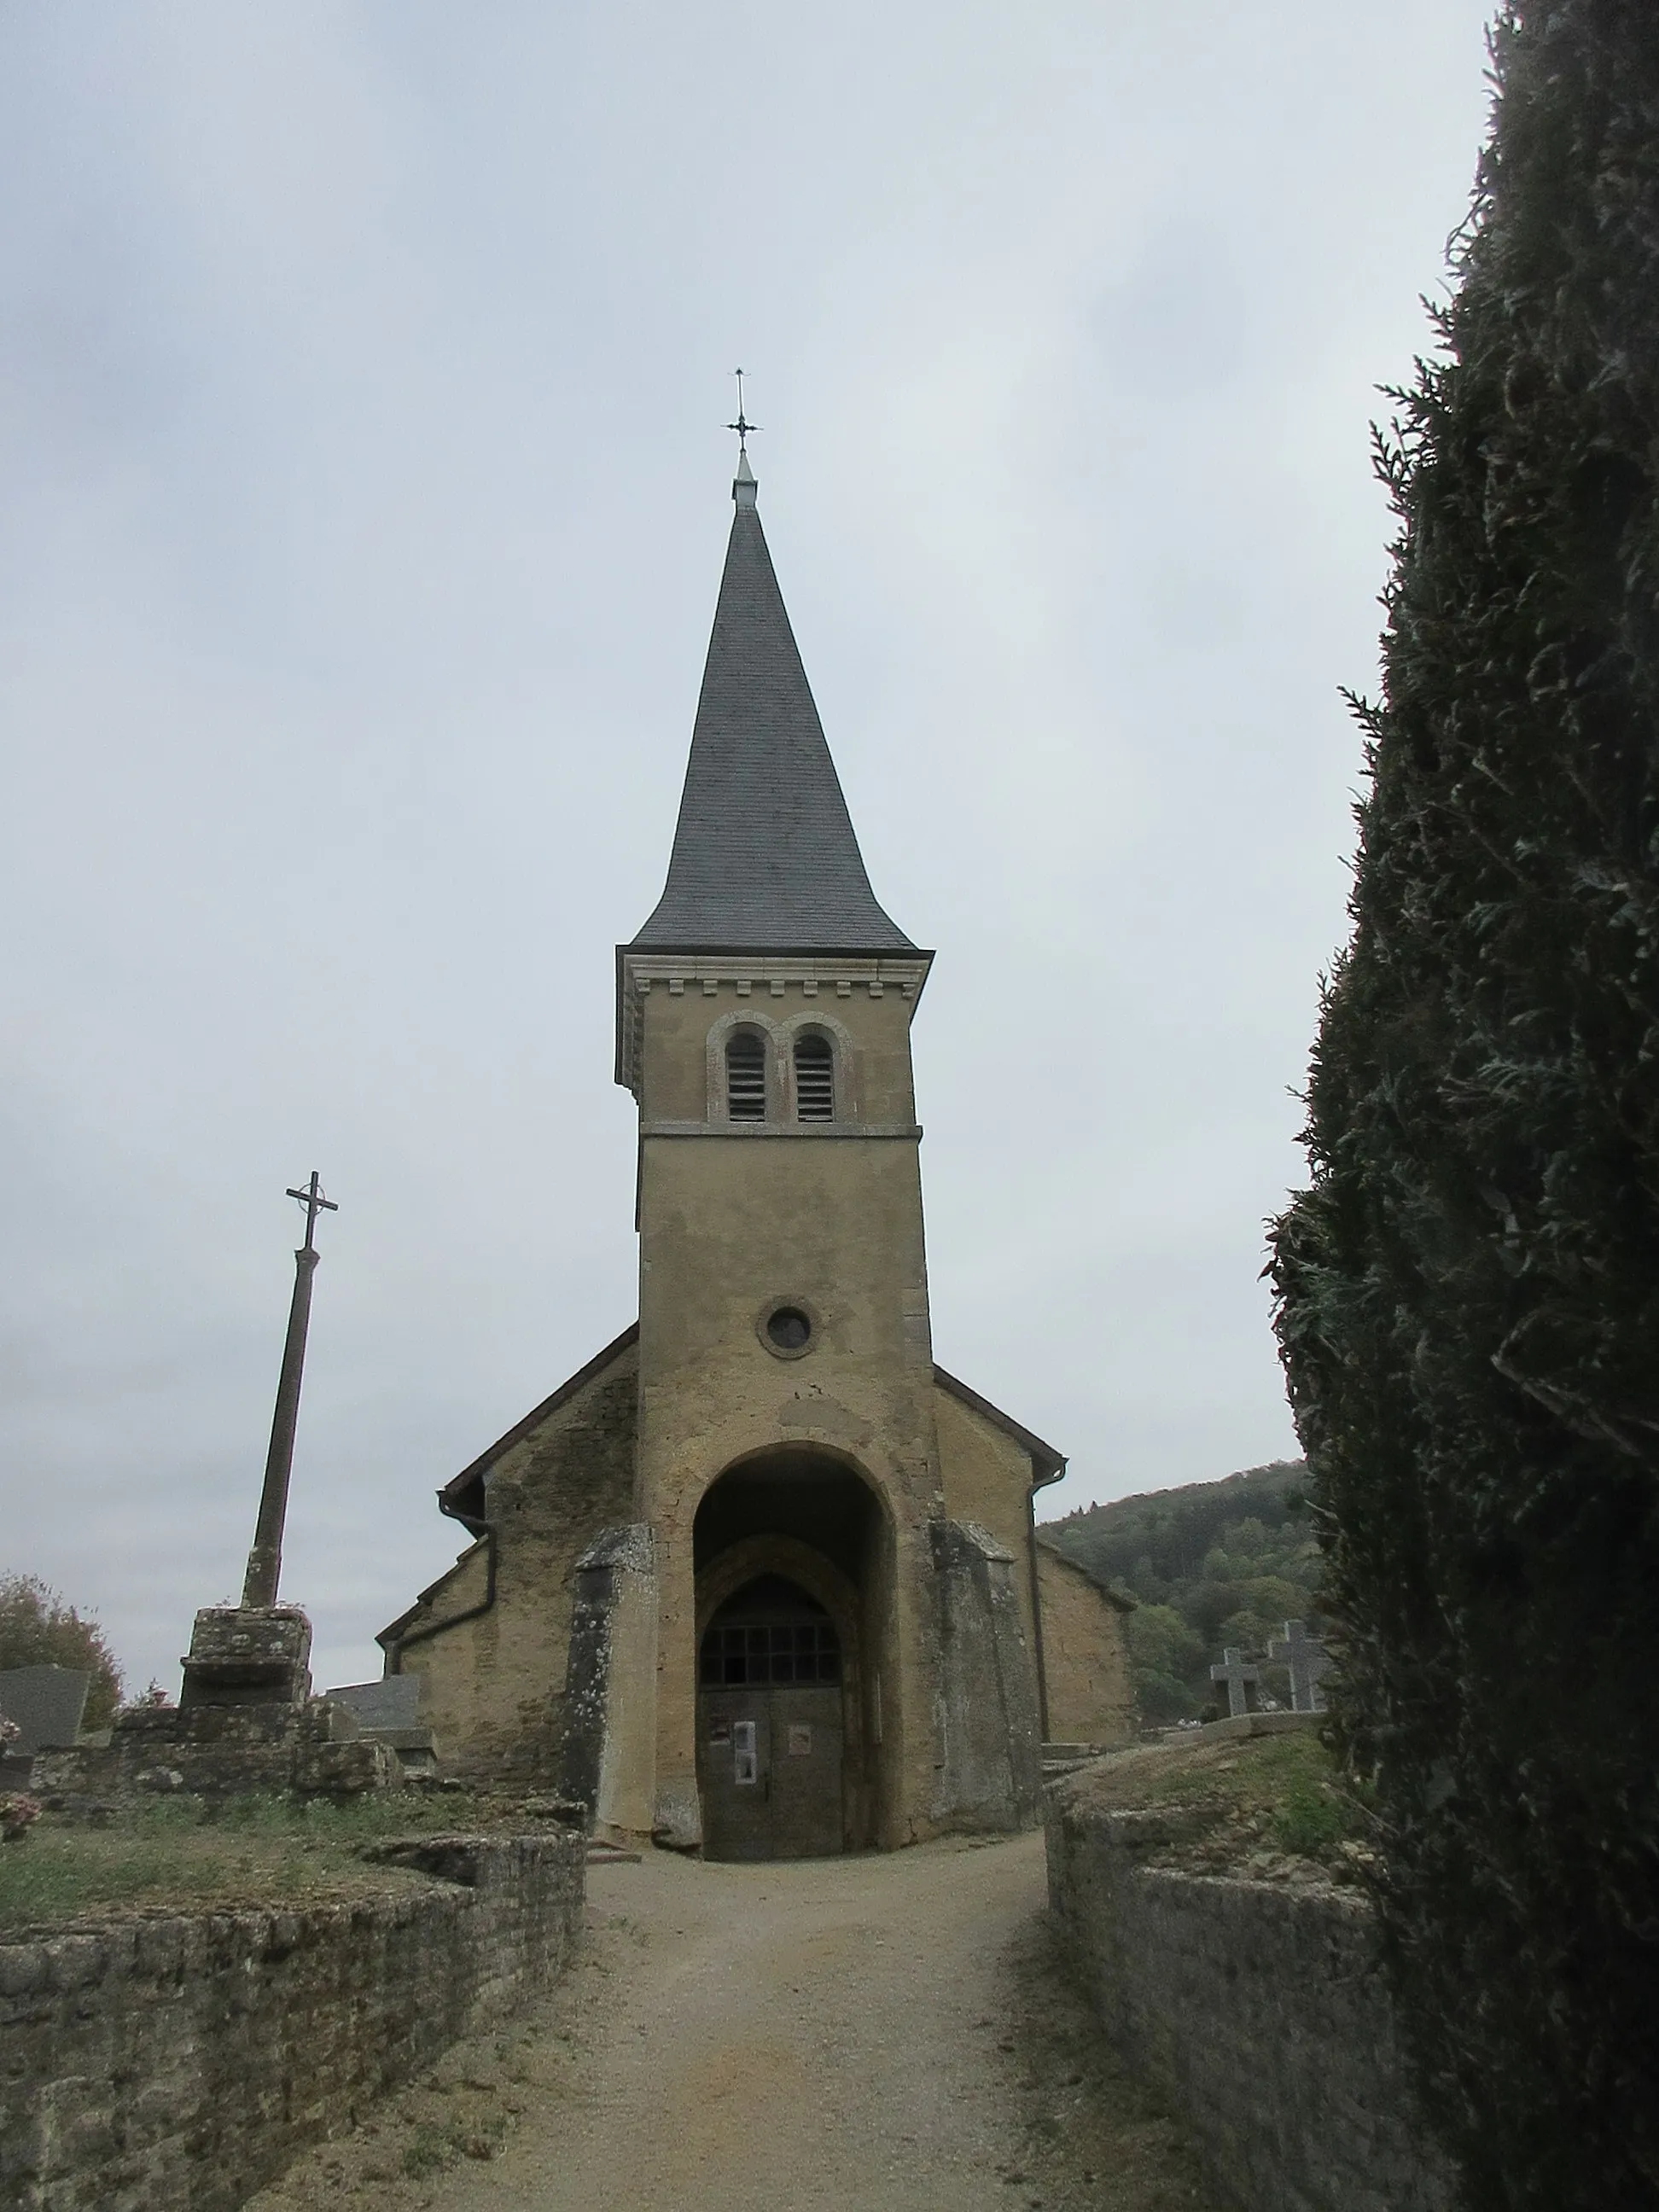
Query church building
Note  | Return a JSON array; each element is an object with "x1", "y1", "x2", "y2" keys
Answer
[{"x1": 379, "y1": 450, "x2": 1132, "y2": 1855}]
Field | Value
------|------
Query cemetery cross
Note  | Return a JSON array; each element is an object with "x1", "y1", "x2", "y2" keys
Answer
[
  {"x1": 1209, "y1": 1647, "x2": 1260, "y2": 1720},
  {"x1": 1267, "y1": 1619, "x2": 1330, "y2": 1714}
]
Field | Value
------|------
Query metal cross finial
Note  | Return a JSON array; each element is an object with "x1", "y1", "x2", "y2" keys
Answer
[
  {"x1": 285, "y1": 1171, "x2": 338, "y2": 1254},
  {"x1": 727, "y1": 367, "x2": 760, "y2": 451}
]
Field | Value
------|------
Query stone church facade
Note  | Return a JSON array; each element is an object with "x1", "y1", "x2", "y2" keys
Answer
[{"x1": 380, "y1": 451, "x2": 1132, "y2": 1855}]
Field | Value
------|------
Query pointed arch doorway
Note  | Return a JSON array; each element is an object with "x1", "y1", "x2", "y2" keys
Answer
[{"x1": 693, "y1": 1449, "x2": 889, "y2": 1860}]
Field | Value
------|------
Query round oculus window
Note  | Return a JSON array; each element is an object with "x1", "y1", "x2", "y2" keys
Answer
[{"x1": 765, "y1": 1306, "x2": 812, "y2": 1353}]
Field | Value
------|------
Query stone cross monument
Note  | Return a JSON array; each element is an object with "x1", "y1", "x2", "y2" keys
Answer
[
  {"x1": 37, "y1": 1172, "x2": 397, "y2": 1802},
  {"x1": 174, "y1": 1173, "x2": 346, "y2": 1757},
  {"x1": 242, "y1": 1172, "x2": 337, "y2": 1609}
]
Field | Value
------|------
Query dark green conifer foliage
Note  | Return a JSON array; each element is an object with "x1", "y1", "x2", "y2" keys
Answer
[{"x1": 1268, "y1": 6, "x2": 1659, "y2": 2203}]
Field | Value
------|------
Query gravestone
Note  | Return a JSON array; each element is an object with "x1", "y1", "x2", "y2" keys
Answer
[
  {"x1": 0, "y1": 1666, "x2": 91, "y2": 1751},
  {"x1": 1209, "y1": 1648, "x2": 1260, "y2": 1720},
  {"x1": 325, "y1": 1676, "x2": 438, "y2": 1772},
  {"x1": 325, "y1": 1678, "x2": 421, "y2": 1732},
  {"x1": 1268, "y1": 1620, "x2": 1330, "y2": 1714}
]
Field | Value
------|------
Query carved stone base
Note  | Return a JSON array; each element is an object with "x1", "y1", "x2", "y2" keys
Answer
[{"x1": 33, "y1": 1608, "x2": 400, "y2": 1812}]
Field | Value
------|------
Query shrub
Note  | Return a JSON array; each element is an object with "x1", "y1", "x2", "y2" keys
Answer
[
  {"x1": 1269, "y1": 5, "x2": 1659, "y2": 2203},
  {"x1": 1123, "y1": 1604, "x2": 1209, "y2": 1722}
]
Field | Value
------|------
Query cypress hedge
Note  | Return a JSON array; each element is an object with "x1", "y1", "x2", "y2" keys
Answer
[{"x1": 1267, "y1": 5, "x2": 1659, "y2": 2205}]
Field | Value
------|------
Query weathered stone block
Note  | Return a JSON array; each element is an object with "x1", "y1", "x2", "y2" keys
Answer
[
  {"x1": 0, "y1": 1943, "x2": 49, "y2": 2003},
  {"x1": 178, "y1": 1607, "x2": 311, "y2": 1714},
  {"x1": 929, "y1": 1519, "x2": 1043, "y2": 1832},
  {"x1": 556, "y1": 1523, "x2": 658, "y2": 1842},
  {"x1": 290, "y1": 1735, "x2": 397, "y2": 1799}
]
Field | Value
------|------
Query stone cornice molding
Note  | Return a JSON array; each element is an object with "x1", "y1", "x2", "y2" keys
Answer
[
  {"x1": 640, "y1": 1121, "x2": 923, "y2": 1141},
  {"x1": 614, "y1": 949, "x2": 934, "y2": 1097}
]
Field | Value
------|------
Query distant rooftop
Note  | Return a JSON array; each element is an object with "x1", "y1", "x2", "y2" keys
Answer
[{"x1": 629, "y1": 456, "x2": 917, "y2": 956}]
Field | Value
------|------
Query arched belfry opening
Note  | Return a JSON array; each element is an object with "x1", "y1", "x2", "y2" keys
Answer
[
  {"x1": 693, "y1": 1448, "x2": 893, "y2": 1860},
  {"x1": 725, "y1": 1027, "x2": 767, "y2": 1121}
]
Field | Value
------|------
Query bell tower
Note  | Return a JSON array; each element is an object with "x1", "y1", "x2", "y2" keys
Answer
[
  {"x1": 616, "y1": 451, "x2": 945, "y2": 1848},
  {"x1": 383, "y1": 444, "x2": 1091, "y2": 1838}
]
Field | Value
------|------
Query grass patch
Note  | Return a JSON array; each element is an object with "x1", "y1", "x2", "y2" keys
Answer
[
  {"x1": 400, "y1": 2112, "x2": 505, "y2": 2176},
  {"x1": 1065, "y1": 1730, "x2": 1371, "y2": 1877},
  {"x1": 1271, "y1": 1766, "x2": 1352, "y2": 1857},
  {"x1": 0, "y1": 1790, "x2": 482, "y2": 1935}
]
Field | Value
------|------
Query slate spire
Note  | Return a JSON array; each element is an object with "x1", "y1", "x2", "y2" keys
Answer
[{"x1": 630, "y1": 460, "x2": 916, "y2": 954}]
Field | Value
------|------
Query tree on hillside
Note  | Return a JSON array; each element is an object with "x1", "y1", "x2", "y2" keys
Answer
[
  {"x1": 1045, "y1": 1464, "x2": 1320, "y2": 1718},
  {"x1": 1268, "y1": 5, "x2": 1659, "y2": 2203},
  {"x1": 0, "y1": 1575, "x2": 123, "y2": 1728},
  {"x1": 1121, "y1": 1604, "x2": 1208, "y2": 1723}
]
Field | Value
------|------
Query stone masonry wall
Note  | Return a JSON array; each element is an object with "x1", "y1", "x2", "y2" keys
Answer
[
  {"x1": 393, "y1": 1342, "x2": 639, "y2": 1781},
  {"x1": 1, "y1": 1832, "x2": 584, "y2": 2212},
  {"x1": 1033, "y1": 1544, "x2": 1134, "y2": 1749},
  {"x1": 1045, "y1": 1787, "x2": 1455, "y2": 2212}
]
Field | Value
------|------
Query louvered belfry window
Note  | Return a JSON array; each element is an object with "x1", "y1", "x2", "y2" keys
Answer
[
  {"x1": 794, "y1": 1032, "x2": 835, "y2": 1121},
  {"x1": 726, "y1": 1029, "x2": 767, "y2": 1120}
]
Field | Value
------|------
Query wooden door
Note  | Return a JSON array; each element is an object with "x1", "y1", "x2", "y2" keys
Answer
[
  {"x1": 698, "y1": 1582, "x2": 846, "y2": 1860},
  {"x1": 766, "y1": 1684, "x2": 844, "y2": 1859},
  {"x1": 699, "y1": 1685, "x2": 844, "y2": 1860},
  {"x1": 699, "y1": 1690, "x2": 774, "y2": 1861}
]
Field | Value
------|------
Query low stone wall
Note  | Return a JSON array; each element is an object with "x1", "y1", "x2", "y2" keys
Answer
[
  {"x1": 1045, "y1": 1785, "x2": 1455, "y2": 2212},
  {"x1": 1, "y1": 1831, "x2": 585, "y2": 2212}
]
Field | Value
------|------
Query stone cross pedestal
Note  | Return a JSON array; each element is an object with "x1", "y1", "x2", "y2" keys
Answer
[
  {"x1": 32, "y1": 1610, "x2": 399, "y2": 1807},
  {"x1": 1268, "y1": 1620, "x2": 1330, "y2": 1714},
  {"x1": 178, "y1": 1606, "x2": 312, "y2": 1712},
  {"x1": 1210, "y1": 1647, "x2": 1260, "y2": 1719}
]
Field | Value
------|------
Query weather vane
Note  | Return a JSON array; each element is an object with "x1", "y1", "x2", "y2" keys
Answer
[{"x1": 727, "y1": 367, "x2": 760, "y2": 452}]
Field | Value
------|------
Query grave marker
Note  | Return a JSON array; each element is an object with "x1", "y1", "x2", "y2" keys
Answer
[
  {"x1": 0, "y1": 1665, "x2": 90, "y2": 1751},
  {"x1": 1268, "y1": 1620, "x2": 1330, "y2": 1714},
  {"x1": 1209, "y1": 1647, "x2": 1260, "y2": 1720},
  {"x1": 325, "y1": 1678, "x2": 421, "y2": 1732}
]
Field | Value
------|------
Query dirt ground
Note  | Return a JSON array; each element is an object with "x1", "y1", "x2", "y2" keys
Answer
[{"x1": 250, "y1": 1828, "x2": 1217, "y2": 2212}]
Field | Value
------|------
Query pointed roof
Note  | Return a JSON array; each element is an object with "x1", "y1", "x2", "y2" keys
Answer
[{"x1": 629, "y1": 459, "x2": 917, "y2": 954}]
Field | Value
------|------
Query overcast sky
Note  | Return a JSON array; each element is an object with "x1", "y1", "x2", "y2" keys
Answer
[{"x1": 1, "y1": 3, "x2": 1496, "y2": 1697}]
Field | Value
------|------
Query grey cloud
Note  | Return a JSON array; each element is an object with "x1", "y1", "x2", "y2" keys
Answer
[{"x1": 0, "y1": 0, "x2": 1494, "y2": 1694}]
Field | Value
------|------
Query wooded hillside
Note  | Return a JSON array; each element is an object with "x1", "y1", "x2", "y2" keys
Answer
[{"x1": 1042, "y1": 1462, "x2": 1318, "y2": 1721}]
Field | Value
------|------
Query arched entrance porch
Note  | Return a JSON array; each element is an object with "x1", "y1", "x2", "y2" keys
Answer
[{"x1": 693, "y1": 1447, "x2": 892, "y2": 1860}]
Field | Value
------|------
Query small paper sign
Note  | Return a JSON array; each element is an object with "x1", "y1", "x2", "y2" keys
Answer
[{"x1": 733, "y1": 1719, "x2": 758, "y2": 1784}]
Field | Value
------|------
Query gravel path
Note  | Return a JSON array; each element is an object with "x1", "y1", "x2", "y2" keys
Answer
[{"x1": 255, "y1": 1830, "x2": 1214, "y2": 2212}]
